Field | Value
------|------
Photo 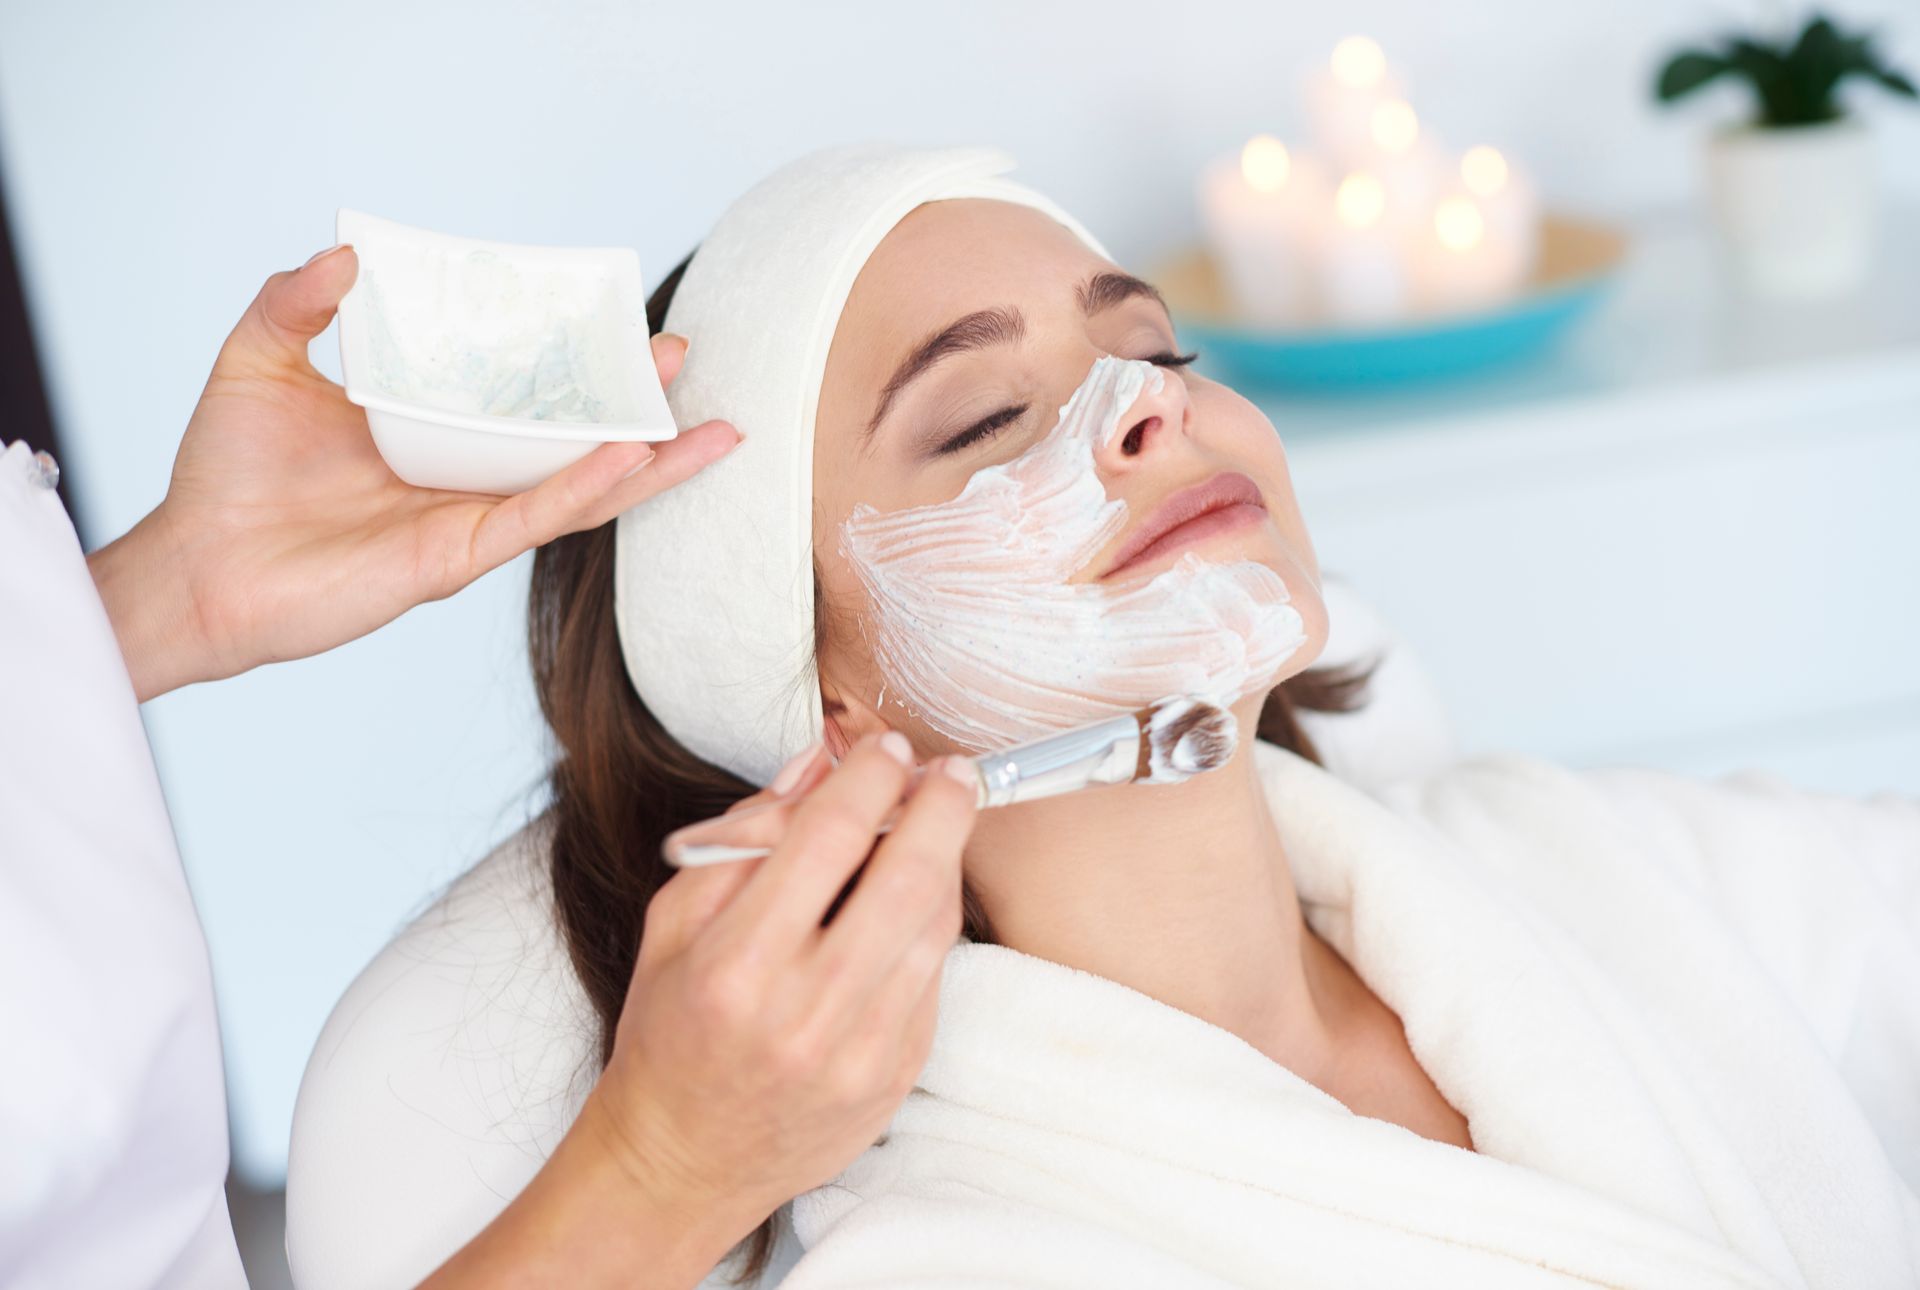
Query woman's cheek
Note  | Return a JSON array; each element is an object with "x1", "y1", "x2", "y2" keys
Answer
[
  {"x1": 1193, "y1": 390, "x2": 1318, "y2": 588},
  {"x1": 1201, "y1": 390, "x2": 1294, "y2": 496}
]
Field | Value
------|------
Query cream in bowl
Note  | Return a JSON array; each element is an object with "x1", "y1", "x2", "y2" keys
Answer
[{"x1": 335, "y1": 208, "x2": 678, "y2": 494}]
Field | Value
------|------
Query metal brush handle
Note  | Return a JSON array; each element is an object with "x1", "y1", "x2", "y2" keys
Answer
[{"x1": 667, "y1": 713, "x2": 1143, "y2": 867}]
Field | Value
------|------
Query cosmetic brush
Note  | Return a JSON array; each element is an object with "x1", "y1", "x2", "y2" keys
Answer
[{"x1": 664, "y1": 695, "x2": 1237, "y2": 868}]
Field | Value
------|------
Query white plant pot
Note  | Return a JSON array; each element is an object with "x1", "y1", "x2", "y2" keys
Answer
[{"x1": 1704, "y1": 117, "x2": 1880, "y2": 297}]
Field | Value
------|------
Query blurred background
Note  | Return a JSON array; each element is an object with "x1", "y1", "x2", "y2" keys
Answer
[{"x1": 2, "y1": 1, "x2": 1915, "y2": 1283}]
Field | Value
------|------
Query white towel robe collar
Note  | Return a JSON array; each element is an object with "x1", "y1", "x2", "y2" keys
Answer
[{"x1": 787, "y1": 742, "x2": 1919, "y2": 1289}]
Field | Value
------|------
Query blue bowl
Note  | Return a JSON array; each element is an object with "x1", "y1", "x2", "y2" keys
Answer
[{"x1": 1154, "y1": 216, "x2": 1627, "y2": 391}]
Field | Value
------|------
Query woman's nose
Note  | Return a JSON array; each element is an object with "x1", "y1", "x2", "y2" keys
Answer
[{"x1": 1100, "y1": 363, "x2": 1190, "y2": 465}]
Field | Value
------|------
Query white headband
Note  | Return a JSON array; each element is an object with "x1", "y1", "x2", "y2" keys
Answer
[{"x1": 613, "y1": 143, "x2": 1111, "y2": 786}]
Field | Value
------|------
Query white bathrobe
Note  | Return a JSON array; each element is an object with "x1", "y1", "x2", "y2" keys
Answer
[
  {"x1": 286, "y1": 740, "x2": 1920, "y2": 1289},
  {"x1": 777, "y1": 743, "x2": 1920, "y2": 1289}
]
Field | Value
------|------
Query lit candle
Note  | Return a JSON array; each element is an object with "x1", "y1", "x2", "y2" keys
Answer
[
  {"x1": 1319, "y1": 171, "x2": 1410, "y2": 324},
  {"x1": 1414, "y1": 192, "x2": 1512, "y2": 313},
  {"x1": 1306, "y1": 37, "x2": 1407, "y2": 172},
  {"x1": 1365, "y1": 97, "x2": 1449, "y2": 231},
  {"x1": 1198, "y1": 135, "x2": 1330, "y2": 325},
  {"x1": 1457, "y1": 144, "x2": 1542, "y2": 284}
]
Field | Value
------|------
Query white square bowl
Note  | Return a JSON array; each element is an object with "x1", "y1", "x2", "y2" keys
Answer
[{"x1": 334, "y1": 209, "x2": 679, "y2": 495}]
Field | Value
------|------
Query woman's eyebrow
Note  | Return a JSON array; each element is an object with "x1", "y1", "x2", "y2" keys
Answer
[
  {"x1": 1078, "y1": 270, "x2": 1169, "y2": 318},
  {"x1": 862, "y1": 272, "x2": 1170, "y2": 441},
  {"x1": 866, "y1": 306, "x2": 1024, "y2": 441}
]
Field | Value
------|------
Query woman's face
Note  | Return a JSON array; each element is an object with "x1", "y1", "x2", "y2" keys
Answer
[{"x1": 813, "y1": 198, "x2": 1327, "y2": 756}]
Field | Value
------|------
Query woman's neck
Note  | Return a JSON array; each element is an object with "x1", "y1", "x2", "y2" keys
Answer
[{"x1": 961, "y1": 703, "x2": 1362, "y2": 1085}]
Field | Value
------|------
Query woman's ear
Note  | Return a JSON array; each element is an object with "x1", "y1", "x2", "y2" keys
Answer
[{"x1": 820, "y1": 673, "x2": 890, "y2": 759}]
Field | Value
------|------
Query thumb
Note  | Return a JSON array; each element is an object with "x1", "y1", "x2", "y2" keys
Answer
[{"x1": 219, "y1": 244, "x2": 360, "y2": 376}]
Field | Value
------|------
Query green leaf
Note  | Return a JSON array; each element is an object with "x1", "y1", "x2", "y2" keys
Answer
[
  {"x1": 1657, "y1": 51, "x2": 1731, "y2": 100},
  {"x1": 1789, "y1": 21, "x2": 1848, "y2": 118},
  {"x1": 1727, "y1": 38, "x2": 1790, "y2": 83},
  {"x1": 1728, "y1": 38, "x2": 1810, "y2": 123},
  {"x1": 1873, "y1": 67, "x2": 1919, "y2": 98},
  {"x1": 1837, "y1": 33, "x2": 1878, "y2": 73},
  {"x1": 1838, "y1": 34, "x2": 1919, "y2": 104},
  {"x1": 1790, "y1": 15, "x2": 1841, "y2": 68}
]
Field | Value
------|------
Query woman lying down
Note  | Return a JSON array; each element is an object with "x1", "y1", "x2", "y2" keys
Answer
[{"x1": 287, "y1": 145, "x2": 1920, "y2": 1288}]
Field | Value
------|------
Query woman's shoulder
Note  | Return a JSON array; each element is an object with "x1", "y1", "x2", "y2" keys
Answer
[
  {"x1": 1365, "y1": 747, "x2": 1919, "y2": 913},
  {"x1": 1262, "y1": 735, "x2": 1917, "y2": 900},
  {"x1": 284, "y1": 816, "x2": 602, "y2": 1289},
  {"x1": 1285, "y1": 742, "x2": 1919, "y2": 1066}
]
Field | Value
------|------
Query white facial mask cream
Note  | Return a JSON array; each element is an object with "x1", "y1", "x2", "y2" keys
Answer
[
  {"x1": 360, "y1": 248, "x2": 626, "y2": 424},
  {"x1": 840, "y1": 354, "x2": 1307, "y2": 753}
]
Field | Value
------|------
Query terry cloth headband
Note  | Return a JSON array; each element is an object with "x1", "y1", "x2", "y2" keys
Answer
[{"x1": 612, "y1": 143, "x2": 1112, "y2": 786}]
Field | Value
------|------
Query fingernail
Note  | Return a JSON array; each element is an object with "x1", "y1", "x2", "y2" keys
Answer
[
  {"x1": 879, "y1": 731, "x2": 914, "y2": 766},
  {"x1": 656, "y1": 331, "x2": 689, "y2": 350},
  {"x1": 770, "y1": 738, "x2": 824, "y2": 796},
  {"x1": 304, "y1": 243, "x2": 345, "y2": 267},
  {"x1": 619, "y1": 446, "x2": 656, "y2": 480},
  {"x1": 939, "y1": 756, "x2": 979, "y2": 788}
]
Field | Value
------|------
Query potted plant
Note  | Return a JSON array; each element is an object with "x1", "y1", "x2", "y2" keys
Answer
[{"x1": 1655, "y1": 12, "x2": 1916, "y2": 296}]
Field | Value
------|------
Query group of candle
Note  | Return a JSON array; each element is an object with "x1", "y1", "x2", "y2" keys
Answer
[{"x1": 1199, "y1": 37, "x2": 1542, "y2": 328}]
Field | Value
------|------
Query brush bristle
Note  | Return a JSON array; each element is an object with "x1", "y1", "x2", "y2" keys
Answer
[{"x1": 1137, "y1": 697, "x2": 1238, "y2": 784}]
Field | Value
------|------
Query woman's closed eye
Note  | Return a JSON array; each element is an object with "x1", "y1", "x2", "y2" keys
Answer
[
  {"x1": 937, "y1": 402, "x2": 1027, "y2": 456},
  {"x1": 933, "y1": 350, "x2": 1200, "y2": 457}
]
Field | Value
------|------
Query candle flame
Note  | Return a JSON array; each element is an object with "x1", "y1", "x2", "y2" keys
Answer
[
  {"x1": 1370, "y1": 99, "x2": 1419, "y2": 154},
  {"x1": 1461, "y1": 146, "x2": 1509, "y2": 198},
  {"x1": 1330, "y1": 36, "x2": 1386, "y2": 89},
  {"x1": 1240, "y1": 135, "x2": 1292, "y2": 193},
  {"x1": 1336, "y1": 173, "x2": 1387, "y2": 230},
  {"x1": 1434, "y1": 196, "x2": 1485, "y2": 252}
]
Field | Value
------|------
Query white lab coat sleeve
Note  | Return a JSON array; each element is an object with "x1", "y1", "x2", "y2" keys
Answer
[
  {"x1": 0, "y1": 442, "x2": 244, "y2": 1290},
  {"x1": 1576, "y1": 759, "x2": 1920, "y2": 1190}
]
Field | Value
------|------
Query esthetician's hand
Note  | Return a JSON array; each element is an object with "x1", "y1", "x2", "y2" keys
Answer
[
  {"x1": 623, "y1": 731, "x2": 979, "y2": 1200},
  {"x1": 86, "y1": 244, "x2": 741, "y2": 702},
  {"x1": 424, "y1": 732, "x2": 977, "y2": 1289}
]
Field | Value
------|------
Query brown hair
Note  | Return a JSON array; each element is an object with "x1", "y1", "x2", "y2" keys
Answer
[{"x1": 528, "y1": 248, "x2": 1381, "y2": 1282}]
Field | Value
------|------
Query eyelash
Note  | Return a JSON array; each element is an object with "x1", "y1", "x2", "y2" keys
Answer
[{"x1": 935, "y1": 350, "x2": 1200, "y2": 456}]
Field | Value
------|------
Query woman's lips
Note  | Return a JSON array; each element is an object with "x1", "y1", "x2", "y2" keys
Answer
[{"x1": 1100, "y1": 471, "x2": 1268, "y2": 580}]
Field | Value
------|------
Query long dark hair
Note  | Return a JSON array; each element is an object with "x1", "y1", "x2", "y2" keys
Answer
[{"x1": 528, "y1": 248, "x2": 1381, "y2": 1281}]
